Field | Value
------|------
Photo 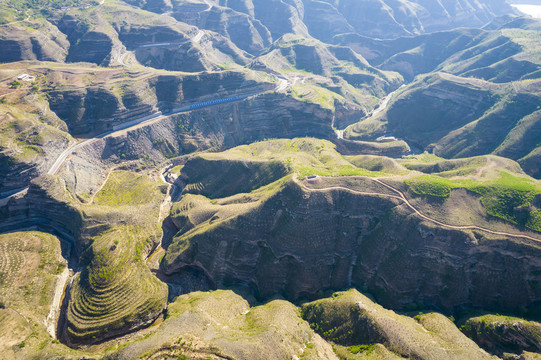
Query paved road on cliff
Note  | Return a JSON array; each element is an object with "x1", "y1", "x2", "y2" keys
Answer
[
  {"x1": 298, "y1": 177, "x2": 541, "y2": 242},
  {"x1": 0, "y1": 79, "x2": 288, "y2": 201},
  {"x1": 117, "y1": 0, "x2": 208, "y2": 67}
]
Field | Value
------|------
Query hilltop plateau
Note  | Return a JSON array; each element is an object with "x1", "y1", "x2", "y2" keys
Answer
[{"x1": 1, "y1": 0, "x2": 541, "y2": 359}]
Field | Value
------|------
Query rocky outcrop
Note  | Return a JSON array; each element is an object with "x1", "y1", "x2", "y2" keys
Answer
[
  {"x1": 56, "y1": 14, "x2": 113, "y2": 65},
  {"x1": 172, "y1": 5, "x2": 272, "y2": 55},
  {"x1": 48, "y1": 87, "x2": 123, "y2": 134},
  {"x1": 58, "y1": 92, "x2": 334, "y2": 196},
  {"x1": 66, "y1": 30, "x2": 114, "y2": 65},
  {"x1": 46, "y1": 70, "x2": 265, "y2": 135},
  {"x1": 252, "y1": 0, "x2": 308, "y2": 39},
  {"x1": 115, "y1": 24, "x2": 190, "y2": 49},
  {"x1": 135, "y1": 43, "x2": 216, "y2": 72}
]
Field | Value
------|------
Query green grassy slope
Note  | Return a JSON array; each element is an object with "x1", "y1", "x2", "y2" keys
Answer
[
  {"x1": 399, "y1": 155, "x2": 541, "y2": 233},
  {"x1": 301, "y1": 289, "x2": 495, "y2": 360},
  {"x1": 114, "y1": 290, "x2": 337, "y2": 359},
  {"x1": 461, "y1": 314, "x2": 541, "y2": 356}
]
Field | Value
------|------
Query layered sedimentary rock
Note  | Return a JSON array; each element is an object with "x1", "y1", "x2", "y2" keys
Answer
[
  {"x1": 0, "y1": 21, "x2": 70, "y2": 63},
  {"x1": 163, "y1": 176, "x2": 541, "y2": 314}
]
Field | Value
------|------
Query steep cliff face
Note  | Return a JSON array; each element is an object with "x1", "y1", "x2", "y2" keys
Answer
[
  {"x1": 45, "y1": 69, "x2": 266, "y2": 136},
  {"x1": 172, "y1": 5, "x2": 272, "y2": 55},
  {"x1": 250, "y1": 0, "x2": 308, "y2": 39},
  {"x1": 135, "y1": 42, "x2": 218, "y2": 72},
  {"x1": 0, "y1": 21, "x2": 69, "y2": 63},
  {"x1": 521, "y1": 149, "x2": 541, "y2": 180},
  {"x1": 0, "y1": 176, "x2": 83, "y2": 249},
  {"x1": 114, "y1": 23, "x2": 190, "y2": 49},
  {"x1": 0, "y1": 170, "x2": 170, "y2": 346},
  {"x1": 335, "y1": 23, "x2": 541, "y2": 84},
  {"x1": 345, "y1": 73, "x2": 498, "y2": 143},
  {"x1": 162, "y1": 175, "x2": 541, "y2": 314},
  {"x1": 67, "y1": 30, "x2": 114, "y2": 65},
  {"x1": 48, "y1": 87, "x2": 123, "y2": 134},
  {"x1": 55, "y1": 14, "x2": 114, "y2": 66},
  {"x1": 461, "y1": 314, "x2": 541, "y2": 356},
  {"x1": 179, "y1": 156, "x2": 290, "y2": 198},
  {"x1": 58, "y1": 93, "x2": 336, "y2": 196}
]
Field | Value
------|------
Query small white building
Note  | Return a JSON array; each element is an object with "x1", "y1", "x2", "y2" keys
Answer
[{"x1": 17, "y1": 74, "x2": 35, "y2": 82}]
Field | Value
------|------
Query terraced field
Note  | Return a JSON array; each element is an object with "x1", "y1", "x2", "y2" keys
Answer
[
  {"x1": 64, "y1": 170, "x2": 169, "y2": 344},
  {"x1": 0, "y1": 231, "x2": 73, "y2": 358}
]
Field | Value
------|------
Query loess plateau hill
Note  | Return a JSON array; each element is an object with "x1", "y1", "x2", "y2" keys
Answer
[{"x1": 1, "y1": 0, "x2": 541, "y2": 359}]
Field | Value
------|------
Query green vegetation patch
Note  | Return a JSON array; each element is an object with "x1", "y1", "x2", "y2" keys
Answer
[
  {"x1": 199, "y1": 138, "x2": 386, "y2": 182},
  {"x1": 67, "y1": 225, "x2": 168, "y2": 343},
  {"x1": 347, "y1": 344, "x2": 377, "y2": 354},
  {"x1": 528, "y1": 211, "x2": 541, "y2": 233},
  {"x1": 62, "y1": 169, "x2": 168, "y2": 345},
  {"x1": 94, "y1": 171, "x2": 162, "y2": 206},
  {"x1": 405, "y1": 172, "x2": 541, "y2": 231},
  {"x1": 405, "y1": 176, "x2": 453, "y2": 198},
  {"x1": 297, "y1": 164, "x2": 383, "y2": 179}
]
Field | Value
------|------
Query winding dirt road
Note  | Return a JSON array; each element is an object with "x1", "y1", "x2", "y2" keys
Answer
[
  {"x1": 298, "y1": 177, "x2": 541, "y2": 242},
  {"x1": 45, "y1": 266, "x2": 70, "y2": 337}
]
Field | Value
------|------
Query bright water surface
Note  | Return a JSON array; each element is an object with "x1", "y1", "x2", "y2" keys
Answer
[{"x1": 511, "y1": 4, "x2": 541, "y2": 18}]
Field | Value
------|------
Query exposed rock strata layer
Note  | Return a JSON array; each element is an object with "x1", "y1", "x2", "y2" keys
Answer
[{"x1": 163, "y1": 178, "x2": 541, "y2": 315}]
